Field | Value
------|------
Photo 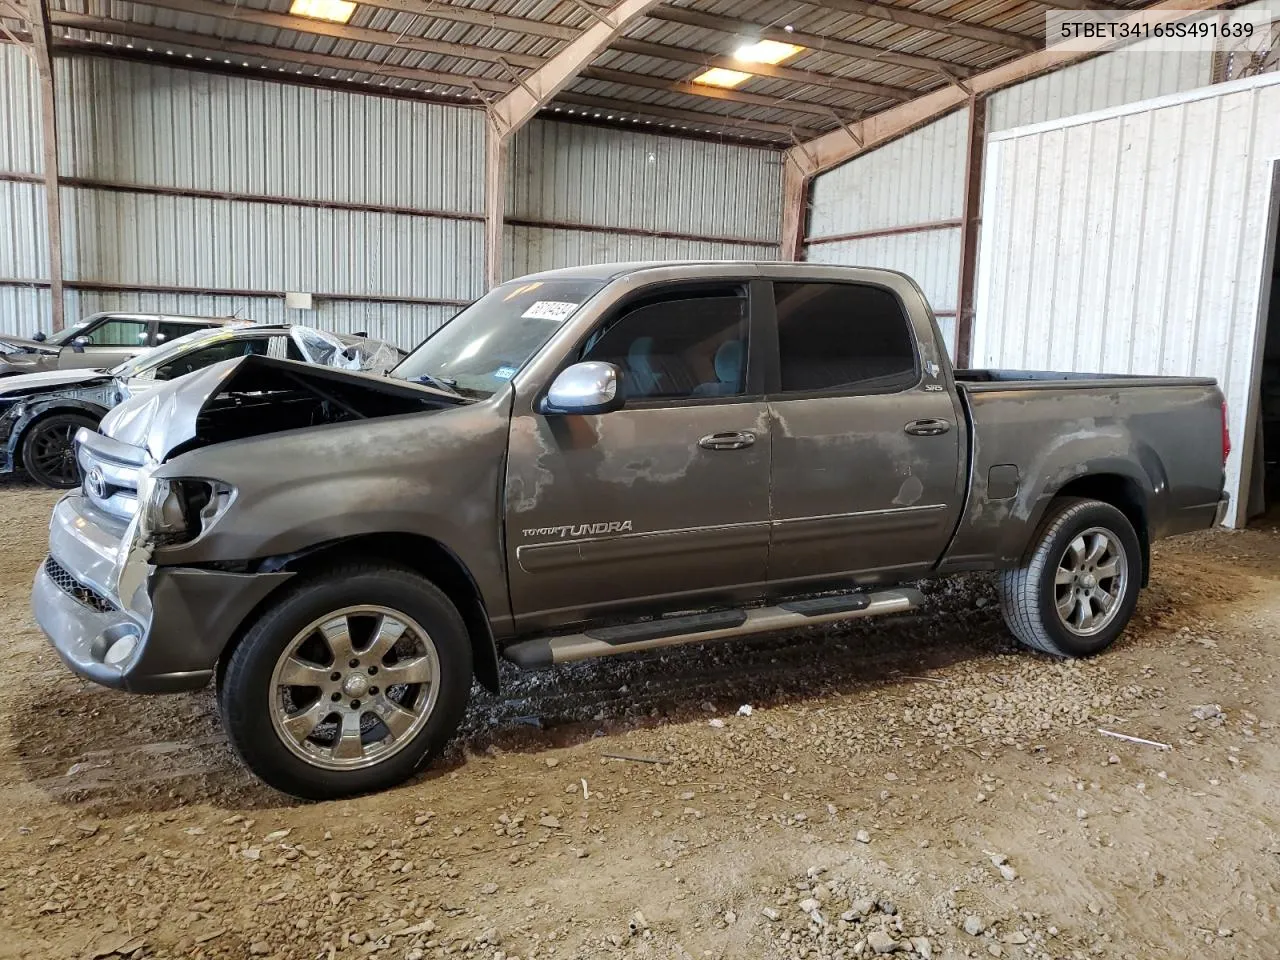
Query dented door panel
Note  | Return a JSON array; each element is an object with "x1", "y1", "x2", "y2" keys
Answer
[
  {"x1": 767, "y1": 391, "x2": 963, "y2": 585},
  {"x1": 503, "y1": 401, "x2": 772, "y2": 630}
]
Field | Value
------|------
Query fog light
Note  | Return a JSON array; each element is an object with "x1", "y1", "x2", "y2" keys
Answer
[{"x1": 104, "y1": 634, "x2": 137, "y2": 666}]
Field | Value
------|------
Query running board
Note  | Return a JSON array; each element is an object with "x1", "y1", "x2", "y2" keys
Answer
[{"x1": 502, "y1": 588, "x2": 925, "y2": 669}]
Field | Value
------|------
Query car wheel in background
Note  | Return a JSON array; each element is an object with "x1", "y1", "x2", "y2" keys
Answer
[{"x1": 21, "y1": 412, "x2": 97, "y2": 489}]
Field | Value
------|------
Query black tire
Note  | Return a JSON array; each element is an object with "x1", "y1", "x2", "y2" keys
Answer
[
  {"x1": 218, "y1": 563, "x2": 473, "y2": 800},
  {"x1": 997, "y1": 497, "x2": 1142, "y2": 658},
  {"x1": 21, "y1": 412, "x2": 97, "y2": 488}
]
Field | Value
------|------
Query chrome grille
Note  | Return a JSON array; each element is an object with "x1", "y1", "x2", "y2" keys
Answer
[
  {"x1": 43, "y1": 556, "x2": 117, "y2": 613},
  {"x1": 77, "y1": 431, "x2": 141, "y2": 521}
]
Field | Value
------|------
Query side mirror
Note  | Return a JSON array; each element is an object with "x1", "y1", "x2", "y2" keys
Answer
[
  {"x1": 71, "y1": 336, "x2": 89, "y2": 353},
  {"x1": 540, "y1": 361, "x2": 624, "y2": 415},
  {"x1": 31, "y1": 331, "x2": 47, "y2": 342}
]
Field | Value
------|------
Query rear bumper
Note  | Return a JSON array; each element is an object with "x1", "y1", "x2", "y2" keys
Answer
[{"x1": 32, "y1": 492, "x2": 293, "y2": 694}]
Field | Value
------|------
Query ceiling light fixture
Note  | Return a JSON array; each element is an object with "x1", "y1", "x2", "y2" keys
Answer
[
  {"x1": 734, "y1": 39, "x2": 804, "y2": 65},
  {"x1": 289, "y1": 0, "x2": 356, "y2": 24},
  {"x1": 692, "y1": 67, "x2": 751, "y2": 89}
]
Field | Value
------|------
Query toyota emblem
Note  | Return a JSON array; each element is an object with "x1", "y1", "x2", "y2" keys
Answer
[{"x1": 86, "y1": 466, "x2": 107, "y2": 499}]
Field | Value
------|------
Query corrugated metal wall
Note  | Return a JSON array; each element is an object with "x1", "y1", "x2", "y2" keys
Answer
[
  {"x1": 54, "y1": 58, "x2": 485, "y2": 346},
  {"x1": 0, "y1": 44, "x2": 41, "y2": 174},
  {"x1": 504, "y1": 119, "x2": 782, "y2": 279},
  {"x1": 1, "y1": 44, "x2": 47, "y2": 338},
  {"x1": 57, "y1": 58, "x2": 484, "y2": 214},
  {"x1": 987, "y1": 0, "x2": 1273, "y2": 132},
  {"x1": 803, "y1": 110, "x2": 968, "y2": 357},
  {"x1": 0, "y1": 52, "x2": 484, "y2": 346},
  {"x1": 973, "y1": 73, "x2": 1280, "y2": 527},
  {"x1": 988, "y1": 46, "x2": 1211, "y2": 133}
]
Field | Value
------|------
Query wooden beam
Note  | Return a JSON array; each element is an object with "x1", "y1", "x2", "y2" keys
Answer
[
  {"x1": 786, "y1": 0, "x2": 1237, "y2": 178},
  {"x1": 489, "y1": 0, "x2": 662, "y2": 133},
  {"x1": 581, "y1": 65, "x2": 860, "y2": 120},
  {"x1": 612, "y1": 38, "x2": 917, "y2": 101},
  {"x1": 647, "y1": 7, "x2": 976, "y2": 79},
  {"x1": 484, "y1": 116, "x2": 505, "y2": 288},
  {"x1": 27, "y1": 0, "x2": 64, "y2": 331},
  {"x1": 51, "y1": 13, "x2": 510, "y2": 93},
  {"x1": 131, "y1": 0, "x2": 543, "y2": 68},
  {"x1": 485, "y1": 0, "x2": 662, "y2": 289},
  {"x1": 954, "y1": 96, "x2": 985, "y2": 368},
  {"x1": 556, "y1": 92, "x2": 815, "y2": 138},
  {"x1": 780, "y1": 160, "x2": 807, "y2": 261},
  {"x1": 811, "y1": 0, "x2": 1038, "y2": 52}
]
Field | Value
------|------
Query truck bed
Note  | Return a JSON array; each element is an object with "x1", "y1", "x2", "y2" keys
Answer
[{"x1": 939, "y1": 371, "x2": 1225, "y2": 573}]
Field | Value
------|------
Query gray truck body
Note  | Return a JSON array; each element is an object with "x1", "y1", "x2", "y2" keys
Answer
[{"x1": 33, "y1": 262, "x2": 1228, "y2": 697}]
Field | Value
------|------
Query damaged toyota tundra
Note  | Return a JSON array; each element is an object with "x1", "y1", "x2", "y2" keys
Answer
[{"x1": 33, "y1": 263, "x2": 1231, "y2": 799}]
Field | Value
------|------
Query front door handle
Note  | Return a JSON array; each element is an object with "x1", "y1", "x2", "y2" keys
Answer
[
  {"x1": 904, "y1": 418, "x2": 951, "y2": 437},
  {"x1": 698, "y1": 431, "x2": 756, "y2": 451}
]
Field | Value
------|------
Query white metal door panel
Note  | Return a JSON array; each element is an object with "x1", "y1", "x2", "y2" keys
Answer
[{"x1": 973, "y1": 73, "x2": 1280, "y2": 527}]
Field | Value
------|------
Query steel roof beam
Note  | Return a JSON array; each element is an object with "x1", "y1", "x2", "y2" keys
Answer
[
  {"x1": 485, "y1": 0, "x2": 662, "y2": 287},
  {"x1": 785, "y1": 0, "x2": 1238, "y2": 178},
  {"x1": 810, "y1": 0, "x2": 1039, "y2": 52}
]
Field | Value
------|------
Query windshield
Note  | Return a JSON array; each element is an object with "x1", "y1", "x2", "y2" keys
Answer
[
  {"x1": 110, "y1": 327, "x2": 246, "y2": 377},
  {"x1": 392, "y1": 279, "x2": 605, "y2": 399},
  {"x1": 47, "y1": 318, "x2": 94, "y2": 346}
]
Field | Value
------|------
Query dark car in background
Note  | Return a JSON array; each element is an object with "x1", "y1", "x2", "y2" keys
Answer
[
  {"x1": 0, "y1": 312, "x2": 240, "y2": 377},
  {"x1": 0, "y1": 323, "x2": 402, "y2": 487}
]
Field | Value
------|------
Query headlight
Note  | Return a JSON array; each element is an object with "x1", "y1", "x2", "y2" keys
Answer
[{"x1": 138, "y1": 476, "x2": 236, "y2": 546}]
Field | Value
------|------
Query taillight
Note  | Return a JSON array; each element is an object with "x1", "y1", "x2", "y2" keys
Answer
[{"x1": 1221, "y1": 399, "x2": 1231, "y2": 466}]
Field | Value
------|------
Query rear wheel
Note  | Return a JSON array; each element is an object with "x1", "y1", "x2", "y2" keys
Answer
[
  {"x1": 218, "y1": 564, "x2": 473, "y2": 799},
  {"x1": 21, "y1": 412, "x2": 97, "y2": 488},
  {"x1": 997, "y1": 497, "x2": 1142, "y2": 658}
]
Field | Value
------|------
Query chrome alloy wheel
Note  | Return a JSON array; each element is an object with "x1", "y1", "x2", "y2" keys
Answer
[
  {"x1": 1053, "y1": 527, "x2": 1128, "y2": 637},
  {"x1": 268, "y1": 605, "x2": 441, "y2": 771}
]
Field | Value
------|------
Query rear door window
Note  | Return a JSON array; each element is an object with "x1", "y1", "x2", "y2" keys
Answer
[{"x1": 772, "y1": 282, "x2": 917, "y2": 395}]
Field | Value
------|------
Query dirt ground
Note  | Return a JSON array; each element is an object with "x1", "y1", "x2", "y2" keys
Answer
[{"x1": 1, "y1": 481, "x2": 1278, "y2": 960}]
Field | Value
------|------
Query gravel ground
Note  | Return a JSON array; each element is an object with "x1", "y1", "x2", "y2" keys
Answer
[{"x1": 1, "y1": 480, "x2": 1278, "y2": 960}]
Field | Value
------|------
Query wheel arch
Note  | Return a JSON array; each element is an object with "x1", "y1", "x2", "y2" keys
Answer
[
  {"x1": 218, "y1": 532, "x2": 502, "y2": 693},
  {"x1": 1040, "y1": 474, "x2": 1151, "y2": 586},
  {"x1": 11, "y1": 400, "x2": 108, "y2": 469}
]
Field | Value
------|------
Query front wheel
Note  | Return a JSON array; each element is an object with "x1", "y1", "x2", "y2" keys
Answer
[
  {"x1": 218, "y1": 564, "x2": 473, "y2": 799},
  {"x1": 997, "y1": 497, "x2": 1142, "y2": 658},
  {"x1": 22, "y1": 412, "x2": 98, "y2": 488}
]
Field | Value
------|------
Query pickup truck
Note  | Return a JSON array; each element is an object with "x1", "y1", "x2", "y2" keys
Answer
[{"x1": 32, "y1": 262, "x2": 1230, "y2": 799}]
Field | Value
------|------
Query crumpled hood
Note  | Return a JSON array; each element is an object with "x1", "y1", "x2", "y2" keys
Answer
[
  {"x1": 100, "y1": 359, "x2": 236, "y2": 461},
  {"x1": 0, "y1": 367, "x2": 112, "y2": 400},
  {"x1": 99, "y1": 354, "x2": 458, "y2": 462},
  {"x1": 0, "y1": 335, "x2": 59, "y2": 354}
]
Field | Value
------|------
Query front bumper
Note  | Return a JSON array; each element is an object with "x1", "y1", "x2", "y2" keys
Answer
[{"x1": 32, "y1": 492, "x2": 293, "y2": 694}]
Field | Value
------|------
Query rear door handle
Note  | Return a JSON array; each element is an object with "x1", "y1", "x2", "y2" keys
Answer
[
  {"x1": 904, "y1": 418, "x2": 951, "y2": 437},
  {"x1": 698, "y1": 431, "x2": 756, "y2": 451}
]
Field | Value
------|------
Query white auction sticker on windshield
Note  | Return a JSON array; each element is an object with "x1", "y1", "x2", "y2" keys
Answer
[{"x1": 521, "y1": 300, "x2": 579, "y2": 321}]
